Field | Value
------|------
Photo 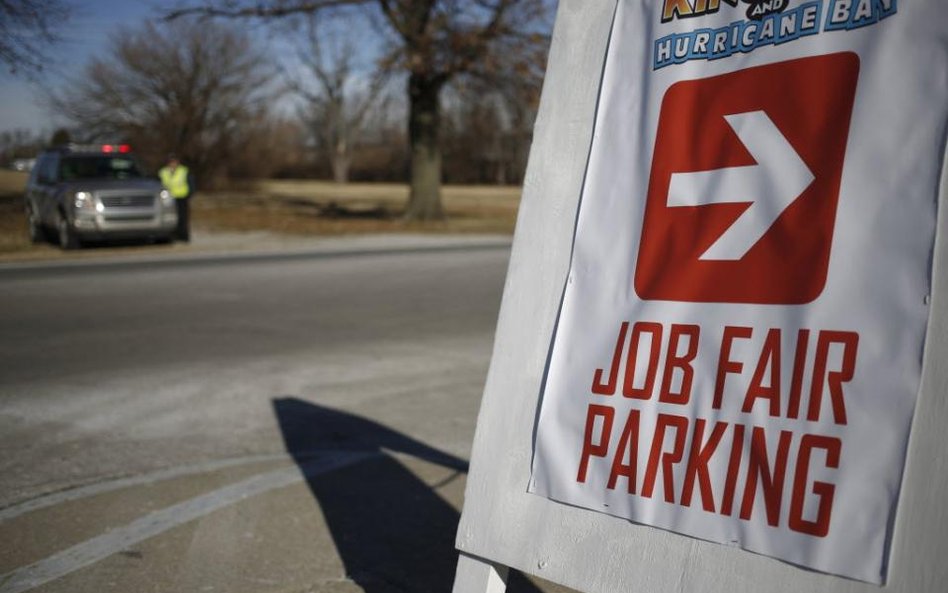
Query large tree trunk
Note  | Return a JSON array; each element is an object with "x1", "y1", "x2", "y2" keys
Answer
[
  {"x1": 404, "y1": 73, "x2": 444, "y2": 220},
  {"x1": 331, "y1": 143, "x2": 350, "y2": 183}
]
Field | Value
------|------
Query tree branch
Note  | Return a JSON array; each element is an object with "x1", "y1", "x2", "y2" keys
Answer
[{"x1": 165, "y1": 0, "x2": 371, "y2": 21}]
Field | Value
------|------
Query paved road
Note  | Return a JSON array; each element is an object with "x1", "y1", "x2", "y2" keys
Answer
[{"x1": 0, "y1": 241, "x2": 570, "y2": 593}]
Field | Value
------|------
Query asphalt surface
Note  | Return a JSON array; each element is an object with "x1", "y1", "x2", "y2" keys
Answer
[{"x1": 0, "y1": 239, "x2": 571, "y2": 593}]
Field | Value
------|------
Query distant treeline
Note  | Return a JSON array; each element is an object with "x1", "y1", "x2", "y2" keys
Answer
[{"x1": 3, "y1": 10, "x2": 547, "y2": 191}]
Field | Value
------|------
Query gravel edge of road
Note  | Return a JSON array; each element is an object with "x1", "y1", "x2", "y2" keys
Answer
[{"x1": 0, "y1": 233, "x2": 513, "y2": 275}]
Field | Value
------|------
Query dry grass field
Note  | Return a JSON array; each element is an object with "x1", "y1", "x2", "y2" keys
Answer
[
  {"x1": 0, "y1": 170, "x2": 521, "y2": 257},
  {"x1": 200, "y1": 179, "x2": 521, "y2": 235},
  {"x1": 0, "y1": 171, "x2": 32, "y2": 254}
]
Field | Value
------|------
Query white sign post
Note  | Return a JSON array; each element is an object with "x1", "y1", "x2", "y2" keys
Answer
[{"x1": 454, "y1": 1, "x2": 948, "y2": 591}]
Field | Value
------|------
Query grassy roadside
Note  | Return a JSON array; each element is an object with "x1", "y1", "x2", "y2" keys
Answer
[
  {"x1": 197, "y1": 179, "x2": 521, "y2": 235},
  {"x1": 0, "y1": 171, "x2": 35, "y2": 255},
  {"x1": 0, "y1": 171, "x2": 521, "y2": 258}
]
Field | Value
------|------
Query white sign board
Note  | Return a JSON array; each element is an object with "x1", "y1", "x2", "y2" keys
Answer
[{"x1": 529, "y1": 0, "x2": 948, "y2": 585}]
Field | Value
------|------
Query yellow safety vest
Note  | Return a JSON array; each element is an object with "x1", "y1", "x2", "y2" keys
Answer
[{"x1": 159, "y1": 165, "x2": 190, "y2": 198}]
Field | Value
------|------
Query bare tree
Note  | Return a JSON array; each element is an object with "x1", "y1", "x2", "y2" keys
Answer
[
  {"x1": 443, "y1": 95, "x2": 515, "y2": 184},
  {"x1": 0, "y1": 128, "x2": 45, "y2": 163},
  {"x1": 48, "y1": 19, "x2": 274, "y2": 185},
  {"x1": 166, "y1": 0, "x2": 552, "y2": 220},
  {"x1": 287, "y1": 16, "x2": 387, "y2": 183},
  {"x1": 227, "y1": 113, "x2": 309, "y2": 180},
  {"x1": 0, "y1": 0, "x2": 70, "y2": 77},
  {"x1": 441, "y1": 49, "x2": 544, "y2": 186}
]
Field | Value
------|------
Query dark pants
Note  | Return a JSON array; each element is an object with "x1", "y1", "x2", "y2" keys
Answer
[{"x1": 175, "y1": 196, "x2": 190, "y2": 241}]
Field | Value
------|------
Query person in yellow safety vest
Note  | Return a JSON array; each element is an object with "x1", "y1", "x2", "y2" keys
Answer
[{"x1": 159, "y1": 154, "x2": 193, "y2": 242}]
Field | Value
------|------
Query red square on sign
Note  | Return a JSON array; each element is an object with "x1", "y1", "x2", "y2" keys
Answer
[{"x1": 634, "y1": 53, "x2": 860, "y2": 304}]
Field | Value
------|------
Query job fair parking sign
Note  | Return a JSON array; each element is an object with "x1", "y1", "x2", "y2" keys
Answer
[{"x1": 529, "y1": 0, "x2": 948, "y2": 583}]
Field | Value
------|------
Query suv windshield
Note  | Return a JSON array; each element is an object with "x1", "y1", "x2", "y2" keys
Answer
[{"x1": 59, "y1": 156, "x2": 144, "y2": 181}]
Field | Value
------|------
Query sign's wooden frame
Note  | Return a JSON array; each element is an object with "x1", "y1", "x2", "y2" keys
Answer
[{"x1": 452, "y1": 1, "x2": 948, "y2": 592}]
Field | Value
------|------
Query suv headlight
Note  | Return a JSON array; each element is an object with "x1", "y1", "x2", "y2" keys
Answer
[
  {"x1": 159, "y1": 189, "x2": 174, "y2": 208},
  {"x1": 74, "y1": 191, "x2": 99, "y2": 216}
]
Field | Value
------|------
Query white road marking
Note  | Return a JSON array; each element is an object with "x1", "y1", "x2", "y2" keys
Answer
[
  {"x1": 0, "y1": 453, "x2": 293, "y2": 522},
  {"x1": 0, "y1": 451, "x2": 378, "y2": 593}
]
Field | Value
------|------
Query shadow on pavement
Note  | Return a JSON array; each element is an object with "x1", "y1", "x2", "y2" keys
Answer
[{"x1": 273, "y1": 397, "x2": 545, "y2": 593}]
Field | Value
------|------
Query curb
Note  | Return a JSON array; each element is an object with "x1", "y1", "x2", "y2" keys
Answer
[{"x1": 0, "y1": 234, "x2": 513, "y2": 276}]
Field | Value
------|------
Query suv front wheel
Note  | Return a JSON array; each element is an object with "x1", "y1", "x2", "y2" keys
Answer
[{"x1": 56, "y1": 211, "x2": 81, "y2": 250}]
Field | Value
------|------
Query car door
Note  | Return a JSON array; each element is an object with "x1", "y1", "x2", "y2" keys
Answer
[
  {"x1": 25, "y1": 154, "x2": 47, "y2": 225},
  {"x1": 32, "y1": 154, "x2": 60, "y2": 225}
]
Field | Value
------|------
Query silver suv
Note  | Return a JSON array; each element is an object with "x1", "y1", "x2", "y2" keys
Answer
[{"x1": 25, "y1": 145, "x2": 177, "y2": 249}]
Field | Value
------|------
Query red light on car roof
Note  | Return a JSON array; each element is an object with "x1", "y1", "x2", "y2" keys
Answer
[
  {"x1": 118, "y1": 144, "x2": 131, "y2": 153},
  {"x1": 101, "y1": 145, "x2": 114, "y2": 153}
]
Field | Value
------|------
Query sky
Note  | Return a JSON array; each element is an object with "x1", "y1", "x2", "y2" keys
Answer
[
  {"x1": 0, "y1": 0, "x2": 552, "y2": 138},
  {"x1": 0, "y1": 0, "x2": 390, "y2": 138},
  {"x1": 0, "y1": 1, "x2": 166, "y2": 134}
]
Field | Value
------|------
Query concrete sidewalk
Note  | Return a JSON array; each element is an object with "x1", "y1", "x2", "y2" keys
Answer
[{"x1": 0, "y1": 230, "x2": 512, "y2": 271}]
